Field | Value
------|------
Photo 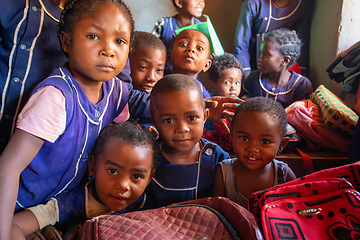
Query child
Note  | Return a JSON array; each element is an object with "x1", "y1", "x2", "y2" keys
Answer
[
  {"x1": 203, "y1": 52, "x2": 243, "y2": 152},
  {"x1": 0, "y1": 0, "x2": 134, "y2": 238},
  {"x1": 212, "y1": 97, "x2": 297, "y2": 208},
  {"x1": 152, "y1": 0, "x2": 205, "y2": 52},
  {"x1": 129, "y1": 31, "x2": 167, "y2": 94},
  {"x1": 208, "y1": 52, "x2": 243, "y2": 98},
  {"x1": 11, "y1": 122, "x2": 158, "y2": 239},
  {"x1": 137, "y1": 74, "x2": 230, "y2": 210},
  {"x1": 233, "y1": 0, "x2": 313, "y2": 78},
  {"x1": 168, "y1": 28, "x2": 212, "y2": 98},
  {"x1": 242, "y1": 28, "x2": 313, "y2": 108}
]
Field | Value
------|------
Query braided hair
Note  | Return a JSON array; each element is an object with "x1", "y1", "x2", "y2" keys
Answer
[
  {"x1": 57, "y1": 0, "x2": 135, "y2": 49},
  {"x1": 264, "y1": 28, "x2": 302, "y2": 68}
]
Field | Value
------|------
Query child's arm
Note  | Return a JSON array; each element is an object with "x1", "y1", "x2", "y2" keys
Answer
[
  {"x1": 11, "y1": 210, "x2": 40, "y2": 240},
  {"x1": 286, "y1": 167, "x2": 297, "y2": 182},
  {"x1": 0, "y1": 129, "x2": 44, "y2": 240},
  {"x1": 211, "y1": 165, "x2": 226, "y2": 197}
]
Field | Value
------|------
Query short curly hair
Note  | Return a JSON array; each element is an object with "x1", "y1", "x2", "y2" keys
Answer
[
  {"x1": 232, "y1": 97, "x2": 287, "y2": 136},
  {"x1": 264, "y1": 28, "x2": 302, "y2": 68},
  {"x1": 91, "y1": 121, "x2": 159, "y2": 170},
  {"x1": 208, "y1": 52, "x2": 243, "y2": 82},
  {"x1": 130, "y1": 31, "x2": 166, "y2": 55}
]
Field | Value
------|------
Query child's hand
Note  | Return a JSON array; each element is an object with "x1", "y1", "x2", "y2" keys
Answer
[{"x1": 205, "y1": 96, "x2": 243, "y2": 133}]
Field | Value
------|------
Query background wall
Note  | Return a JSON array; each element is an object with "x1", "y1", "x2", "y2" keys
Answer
[{"x1": 125, "y1": 0, "x2": 360, "y2": 108}]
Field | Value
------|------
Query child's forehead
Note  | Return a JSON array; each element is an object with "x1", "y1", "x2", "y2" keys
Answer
[
  {"x1": 176, "y1": 29, "x2": 209, "y2": 44},
  {"x1": 152, "y1": 90, "x2": 204, "y2": 110}
]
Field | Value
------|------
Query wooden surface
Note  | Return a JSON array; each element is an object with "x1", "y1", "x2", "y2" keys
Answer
[{"x1": 276, "y1": 146, "x2": 351, "y2": 177}]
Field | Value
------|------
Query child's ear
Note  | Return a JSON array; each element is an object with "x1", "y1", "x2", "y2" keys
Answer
[
  {"x1": 278, "y1": 136, "x2": 289, "y2": 154},
  {"x1": 88, "y1": 156, "x2": 96, "y2": 177},
  {"x1": 202, "y1": 59, "x2": 212, "y2": 73},
  {"x1": 148, "y1": 169, "x2": 156, "y2": 185},
  {"x1": 204, "y1": 108, "x2": 210, "y2": 121},
  {"x1": 60, "y1": 31, "x2": 71, "y2": 54},
  {"x1": 174, "y1": 0, "x2": 183, "y2": 9},
  {"x1": 282, "y1": 55, "x2": 291, "y2": 67},
  {"x1": 166, "y1": 50, "x2": 172, "y2": 64}
]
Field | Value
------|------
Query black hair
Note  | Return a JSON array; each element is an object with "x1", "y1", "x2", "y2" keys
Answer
[
  {"x1": 91, "y1": 121, "x2": 159, "y2": 169},
  {"x1": 232, "y1": 97, "x2": 287, "y2": 136},
  {"x1": 150, "y1": 74, "x2": 205, "y2": 114},
  {"x1": 57, "y1": 0, "x2": 135, "y2": 57},
  {"x1": 208, "y1": 52, "x2": 243, "y2": 82},
  {"x1": 170, "y1": 29, "x2": 211, "y2": 58},
  {"x1": 264, "y1": 28, "x2": 302, "y2": 68},
  {"x1": 130, "y1": 31, "x2": 166, "y2": 55}
]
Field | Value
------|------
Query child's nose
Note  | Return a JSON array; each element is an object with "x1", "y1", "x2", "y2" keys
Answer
[
  {"x1": 245, "y1": 141, "x2": 259, "y2": 153},
  {"x1": 146, "y1": 69, "x2": 157, "y2": 82},
  {"x1": 115, "y1": 178, "x2": 130, "y2": 193},
  {"x1": 100, "y1": 41, "x2": 115, "y2": 58},
  {"x1": 175, "y1": 121, "x2": 190, "y2": 133}
]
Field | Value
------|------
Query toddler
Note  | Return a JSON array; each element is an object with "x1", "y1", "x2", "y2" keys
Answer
[
  {"x1": 0, "y1": 0, "x2": 134, "y2": 238},
  {"x1": 138, "y1": 74, "x2": 230, "y2": 210},
  {"x1": 242, "y1": 28, "x2": 313, "y2": 108},
  {"x1": 168, "y1": 28, "x2": 213, "y2": 98},
  {"x1": 152, "y1": 0, "x2": 205, "y2": 53},
  {"x1": 212, "y1": 97, "x2": 297, "y2": 208},
  {"x1": 203, "y1": 52, "x2": 243, "y2": 152},
  {"x1": 11, "y1": 121, "x2": 158, "y2": 239},
  {"x1": 129, "y1": 31, "x2": 166, "y2": 94},
  {"x1": 233, "y1": 0, "x2": 313, "y2": 78}
]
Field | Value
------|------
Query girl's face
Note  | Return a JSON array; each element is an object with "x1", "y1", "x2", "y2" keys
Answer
[
  {"x1": 258, "y1": 40, "x2": 286, "y2": 74},
  {"x1": 61, "y1": 3, "x2": 131, "y2": 86},
  {"x1": 231, "y1": 111, "x2": 288, "y2": 171},
  {"x1": 151, "y1": 90, "x2": 209, "y2": 155},
  {"x1": 211, "y1": 67, "x2": 242, "y2": 97},
  {"x1": 89, "y1": 139, "x2": 155, "y2": 212},
  {"x1": 178, "y1": 0, "x2": 205, "y2": 18},
  {"x1": 129, "y1": 47, "x2": 166, "y2": 93}
]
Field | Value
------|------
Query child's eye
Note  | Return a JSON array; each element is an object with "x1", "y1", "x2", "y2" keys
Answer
[
  {"x1": 139, "y1": 65, "x2": 146, "y2": 70},
  {"x1": 87, "y1": 34, "x2": 99, "y2": 40},
  {"x1": 235, "y1": 81, "x2": 241, "y2": 85},
  {"x1": 261, "y1": 139, "x2": 271, "y2": 144},
  {"x1": 224, "y1": 81, "x2": 230, "y2": 85},
  {"x1": 179, "y1": 42, "x2": 187, "y2": 47},
  {"x1": 196, "y1": 46, "x2": 204, "y2": 51},
  {"x1": 116, "y1": 39, "x2": 126, "y2": 45},
  {"x1": 188, "y1": 115, "x2": 198, "y2": 121},
  {"x1": 239, "y1": 136, "x2": 248, "y2": 141},
  {"x1": 108, "y1": 169, "x2": 118, "y2": 175},
  {"x1": 163, "y1": 118, "x2": 174, "y2": 124},
  {"x1": 157, "y1": 68, "x2": 164, "y2": 73},
  {"x1": 133, "y1": 174, "x2": 141, "y2": 180}
]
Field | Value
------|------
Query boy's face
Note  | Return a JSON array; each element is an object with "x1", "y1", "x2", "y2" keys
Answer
[
  {"x1": 231, "y1": 111, "x2": 288, "y2": 171},
  {"x1": 169, "y1": 30, "x2": 212, "y2": 79},
  {"x1": 150, "y1": 90, "x2": 209, "y2": 154},
  {"x1": 211, "y1": 67, "x2": 242, "y2": 97},
  {"x1": 177, "y1": 0, "x2": 205, "y2": 18},
  {"x1": 89, "y1": 139, "x2": 155, "y2": 212},
  {"x1": 258, "y1": 40, "x2": 286, "y2": 74},
  {"x1": 129, "y1": 47, "x2": 166, "y2": 93},
  {"x1": 60, "y1": 3, "x2": 130, "y2": 85}
]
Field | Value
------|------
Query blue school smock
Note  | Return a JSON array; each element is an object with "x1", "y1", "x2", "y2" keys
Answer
[
  {"x1": 141, "y1": 138, "x2": 229, "y2": 210},
  {"x1": 233, "y1": 0, "x2": 312, "y2": 74},
  {"x1": 16, "y1": 64, "x2": 128, "y2": 210},
  {"x1": 243, "y1": 70, "x2": 313, "y2": 108}
]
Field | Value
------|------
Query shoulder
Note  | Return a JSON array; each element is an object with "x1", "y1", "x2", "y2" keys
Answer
[{"x1": 201, "y1": 138, "x2": 230, "y2": 159}]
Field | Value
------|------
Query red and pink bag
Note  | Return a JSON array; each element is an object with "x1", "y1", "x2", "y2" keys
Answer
[{"x1": 248, "y1": 163, "x2": 360, "y2": 240}]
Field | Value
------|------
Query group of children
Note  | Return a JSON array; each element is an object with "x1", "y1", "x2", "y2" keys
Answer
[{"x1": 0, "y1": 0, "x2": 315, "y2": 238}]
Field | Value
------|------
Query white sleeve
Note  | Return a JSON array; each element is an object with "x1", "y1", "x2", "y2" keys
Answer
[
  {"x1": 17, "y1": 86, "x2": 66, "y2": 143},
  {"x1": 27, "y1": 198, "x2": 60, "y2": 230}
]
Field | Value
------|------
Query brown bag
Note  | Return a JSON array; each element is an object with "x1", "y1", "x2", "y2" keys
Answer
[{"x1": 76, "y1": 197, "x2": 263, "y2": 240}]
